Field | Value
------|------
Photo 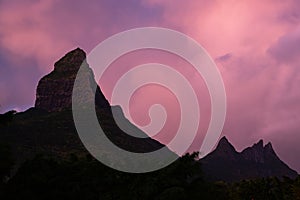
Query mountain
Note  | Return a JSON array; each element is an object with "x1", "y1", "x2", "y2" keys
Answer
[
  {"x1": 200, "y1": 136, "x2": 298, "y2": 182},
  {"x1": 0, "y1": 48, "x2": 167, "y2": 170},
  {"x1": 0, "y1": 48, "x2": 297, "y2": 182},
  {"x1": 35, "y1": 48, "x2": 110, "y2": 112}
]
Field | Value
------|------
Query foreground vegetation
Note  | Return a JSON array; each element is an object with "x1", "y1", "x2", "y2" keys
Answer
[
  {"x1": 0, "y1": 146, "x2": 299, "y2": 200},
  {"x1": 0, "y1": 110, "x2": 299, "y2": 199}
]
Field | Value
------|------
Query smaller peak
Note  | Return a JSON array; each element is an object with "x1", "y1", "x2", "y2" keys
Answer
[
  {"x1": 264, "y1": 142, "x2": 275, "y2": 153},
  {"x1": 211, "y1": 136, "x2": 238, "y2": 160},
  {"x1": 265, "y1": 142, "x2": 272, "y2": 148},
  {"x1": 253, "y1": 139, "x2": 264, "y2": 148},
  {"x1": 216, "y1": 136, "x2": 236, "y2": 151},
  {"x1": 220, "y1": 136, "x2": 229, "y2": 142},
  {"x1": 74, "y1": 47, "x2": 85, "y2": 51},
  {"x1": 218, "y1": 136, "x2": 231, "y2": 147}
]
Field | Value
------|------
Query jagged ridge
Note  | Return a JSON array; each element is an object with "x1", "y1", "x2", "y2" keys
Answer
[{"x1": 200, "y1": 136, "x2": 298, "y2": 182}]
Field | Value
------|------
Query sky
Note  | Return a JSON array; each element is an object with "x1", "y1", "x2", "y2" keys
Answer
[{"x1": 0, "y1": 0, "x2": 300, "y2": 172}]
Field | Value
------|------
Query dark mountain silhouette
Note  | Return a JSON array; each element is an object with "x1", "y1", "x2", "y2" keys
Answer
[
  {"x1": 200, "y1": 136, "x2": 298, "y2": 182},
  {"x1": 35, "y1": 48, "x2": 110, "y2": 112},
  {"x1": 0, "y1": 48, "x2": 168, "y2": 171},
  {"x1": 0, "y1": 48, "x2": 297, "y2": 184}
]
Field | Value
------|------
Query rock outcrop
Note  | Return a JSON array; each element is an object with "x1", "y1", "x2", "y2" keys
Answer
[
  {"x1": 0, "y1": 48, "x2": 168, "y2": 170},
  {"x1": 32, "y1": 47, "x2": 165, "y2": 153},
  {"x1": 212, "y1": 136, "x2": 239, "y2": 161},
  {"x1": 241, "y1": 140, "x2": 277, "y2": 163},
  {"x1": 200, "y1": 136, "x2": 298, "y2": 182},
  {"x1": 35, "y1": 48, "x2": 109, "y2": 112}
]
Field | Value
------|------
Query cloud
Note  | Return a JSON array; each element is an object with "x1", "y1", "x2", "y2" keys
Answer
[
  {"x1": 215, "y1": 53, "x2": 232, "y2": 62},
  {"x1": 268, "y1": 26, "x2": 300, "y2": 64},
  {"x1": 0, "y1": 0, "x2": 163, "y2": 111},
  {"x1": 141, "y1": 0, "x2": 300, "y2": 170},
  {"x1": 0, "y1": 0, "x2": 163, "y2": 71}
]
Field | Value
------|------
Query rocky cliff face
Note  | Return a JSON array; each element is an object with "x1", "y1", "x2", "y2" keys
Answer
[
  {"x1": 35, "y1": 48, "x2": 109, "y2": 112},
  {"x1": 200, "y1": 136, "x2": 298, "y2": 182},
  {"x1": 241, "y1": 140, "x2": 278, "y2": 163},
  {"x1": 32, "y1": 47, "x2": 165, "y2": 154}
]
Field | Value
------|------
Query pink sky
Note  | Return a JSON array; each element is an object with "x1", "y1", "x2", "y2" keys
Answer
[{"x1": 0, "y1": 0, "x2": 300, "y2": 172}]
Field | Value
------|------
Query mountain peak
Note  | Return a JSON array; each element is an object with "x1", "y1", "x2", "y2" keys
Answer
[
  {"x1": 54, "y1": 48, "x2": 86, "y2": 73},
  {"x1": 219, "y1": 136, "x2": 229, "y2": 142},
  {"x1": 216, "y1": 136, "x2": 235, "y2": 150},
  {"x1": 200, "y1": 137, "x2": 298, "y2": 182},
  {"x1": 253, "y1": 139, "x2": 264, "y2": 148},
  {"x1": 242, "y1": 139, "x2": 266, "y2": 163},
  {"x1": 35, "y1": 48, "x2": 109, "y2": 112},
  {"x1": 242, "y1": 140, "x2": 278, "y2": 161},
  {"x1": 203, "y1": 136, "x2": 239, "y2": 162},
  {"x1": 265, "y1": 142, "x2": 272, "y2": 149},
  {"x1": 264, "y1": 142, "x2": 277, "y2": 156},
  {"x1": 216, "y1": 136, "x2": 235, "y2": 148}
]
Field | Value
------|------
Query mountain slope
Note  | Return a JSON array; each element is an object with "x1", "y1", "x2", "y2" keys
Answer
[{"x1": 0, "y1": 48, "x2": 168, "y2": 170}]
